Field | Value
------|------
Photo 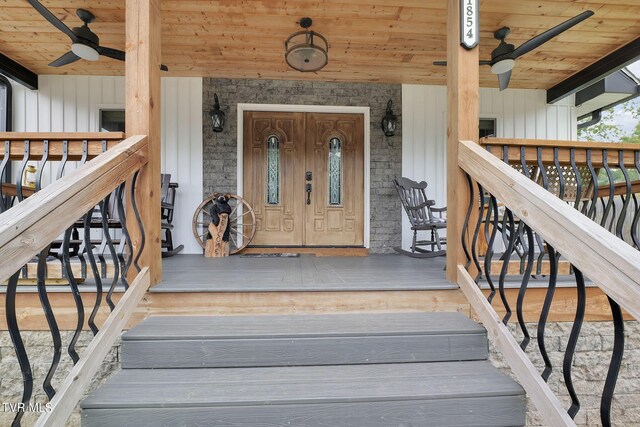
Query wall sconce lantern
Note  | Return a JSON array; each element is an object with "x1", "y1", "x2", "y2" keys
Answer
[
  {"x1": 381, "y1": 100, "x2": 397, "y2": 137},
  {"x1": 210, "y1": 93, "x2": 225, "y2": 133}
]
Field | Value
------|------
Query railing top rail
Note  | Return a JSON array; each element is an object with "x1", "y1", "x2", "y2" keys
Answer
[
  {"x1": 0, "y1": 134, "x2": 148, "y2": 286},
  {"x1": 0, "y1": 132, "x2": 125, "y2": 141},
  {"x1": 480, "y1": 137, "x2": 640, "y2": 151},
  {"x1": 459, "y1": 139, "x2": 640, "y2": 321}
]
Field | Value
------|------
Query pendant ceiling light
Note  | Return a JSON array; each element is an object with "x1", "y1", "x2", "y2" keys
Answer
[{"x1": 285, "y1": 17, "x2": 328, "y2": 72}]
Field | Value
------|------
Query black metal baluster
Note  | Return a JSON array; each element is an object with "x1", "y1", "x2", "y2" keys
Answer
[
  {"x1": 36, "y1": 245, "x2": 61, "y2": 400},
  {"x1": 601, "y1": 150, "x2": 616, "y2": 232},
  {"x1": 0, "y1": 140, "x2": 11, "y2": 212},
  {"x1": 483, "y1": 194, "x2": 499, "y2": 302},
  {"x1": 553, "y1": 148, "x2": 565, "y2": 200},
  {"x1": 100, "y1": 198, "x2": 120, "y2": 311},
  {"x1": 498, "y1": 207, "x2": 516, "y2": 324},
  {"x1": 84, "y1": 209, "x2": 103, "y2": 335},
  {"x1": 62, "y1": 226, "x2": 84, "y2": 363},
  {"x1": 462, "y1": 173, "x2": 474, "y2": 269},
  {"x1": 632, "y1": 152, "x2": 640, "y2": 249},
  {"x1": 586, "y1": 149, "x2": 599, "y2": 220},
  {"x1": 515, "y1": 224, "x2": 533, "y2": 350},
  {"x1": 471, "y1": 182, "x2": 484, "y2": 281},
  {"x1": 35, "y1": 140, "x2": 49, "y2": 191},
  {"x1": 535, "y1": 147, "x2": 549, "y2": 275},
  {"x1": 615, "y1": 150, "x2": 631, "y2": 240},
  {"x1": 570, "y1": 149, "x2": 582, "y2": 211},
  {"x1": 601, "y1": 296, "x2": 624, "y2": 427},
  {"x1": 6, "y1": 271, "x2": 32, "y2": 427},
  {"x1": 563, "y1": 267, "x2": 586, "y2": 418},
  {"x1": 16, "y1": 140, "x2": 30, "y2": 202},
  {"x1": 537, "y1": 244, "x2": 558, "y2": 381},
  {"x1": 130, "y1": 170, "x2": 145, "y2": 273},
  {"x1": 115, "y1": 182, "x2": 131, "y2": 289},
  {"x1": 56, "y1": 140, "x2": 69, "y2": 180}
]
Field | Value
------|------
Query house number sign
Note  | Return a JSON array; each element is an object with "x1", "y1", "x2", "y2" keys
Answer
[{"x1": 460, "y1": 0, "x2": 479, "y2": 49}]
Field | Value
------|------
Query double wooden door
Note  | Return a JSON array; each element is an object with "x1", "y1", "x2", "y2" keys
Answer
[{"x1": 243, "y1": 111, "x2": 364, "y2": 246}]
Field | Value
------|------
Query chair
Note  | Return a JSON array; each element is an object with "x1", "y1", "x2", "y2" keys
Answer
[
  {"x1": 394, "y1": 176, "x2": 447, "y2": 258},
  {"x1": 161, "y1": 173, "x2": 184, "y2": 257}
]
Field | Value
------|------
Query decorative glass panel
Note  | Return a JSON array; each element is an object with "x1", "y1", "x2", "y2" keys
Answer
[
  {"x1": 266, "y1": 135, "x2": 280, "y2": 205},
  {"x1": 328, "y1": 137, "x2": 342, "y2": 205}
]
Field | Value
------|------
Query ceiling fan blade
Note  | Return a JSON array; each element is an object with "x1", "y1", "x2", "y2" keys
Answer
[
  {"x1": 49, "y1": 51, "x2": 80, "y2": 67},
  {"x1": 433, "y1": 60, "x2": 493, "y2": 66},
  {"x1": 27, "y1": 0, "x2": 78, "y2": 42},
  {"x1": 97, "y1": 46, "x2": 125, "y2": 61},
  {"x1": 511, "y1": 10, "x2": 594, "y2": 59},
  {"x1": 498, "y1": 70, "x2": 512, "y2": 91}
]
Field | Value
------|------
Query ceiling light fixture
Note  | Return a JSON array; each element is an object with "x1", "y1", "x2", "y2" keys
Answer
[{"x1": 285, "y1": 17, "x2": 328, "y2": 72}]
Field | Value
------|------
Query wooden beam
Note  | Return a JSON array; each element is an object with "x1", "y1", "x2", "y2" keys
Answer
[
  {"x1": 125, "y1": 0, "x2": 162, "y2": 285},
  {"x1": 35, "y1": 268, "x2": 150, "y2": 427},
  {"x1": 547, "y1": 37, "x2": 640, "y2": 104},
  {"x1": 446, "y1": 0, "x2": 479, "y2": 282},
  {"x1": 0, "y1": 52, "x2": 37, "y2": 90},
  {"x1": 457, "y1": 266, "x2": 576, "y2": 427}
]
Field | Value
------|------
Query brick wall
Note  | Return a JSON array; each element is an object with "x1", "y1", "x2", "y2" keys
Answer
[{"x1": 202, "y1": 78, "x2": 402, "y2": 253}]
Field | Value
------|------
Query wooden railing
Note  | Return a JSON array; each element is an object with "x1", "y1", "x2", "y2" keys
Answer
[
  {"x1": 458, "y1": 139, "x2": 640, "y2": 427},
  {"x1": 0, "y1": 133, "x2": 150, "y2": 426}
]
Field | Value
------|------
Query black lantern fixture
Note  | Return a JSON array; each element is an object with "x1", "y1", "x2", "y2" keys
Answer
[
  {"x1": 381, "y1": 100, "x2": 397, "y2": 137},
  {"x1": 285, "y1": 17, "x2": 329, "y2": 72},
  {"x1": 209, "y1": 93, "x2": 225, "y2": 133}
]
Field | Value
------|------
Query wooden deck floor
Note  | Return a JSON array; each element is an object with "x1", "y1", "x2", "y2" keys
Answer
[{"x1": 153, "y1": 254, "x2": 455, "y2": 292}]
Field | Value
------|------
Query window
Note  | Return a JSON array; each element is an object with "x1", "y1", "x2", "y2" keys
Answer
[
  {"x1": 328, "y1": 137, "x2": 342, "y2": 205},
  {"x1": 479, "y1": 118, "x2": 497, "y2": 138},
  {"x1": 266, "y1": 135, "x2": 280, "y2": 205},
  {"x1": 0, "y1": 76, "x2": 11, "y2": 132},
  {"x1": 100, "y1": 109, "x2": 125, "y2": 132}
]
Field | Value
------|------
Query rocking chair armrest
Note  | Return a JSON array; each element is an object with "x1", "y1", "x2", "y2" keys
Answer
[
  {"x1": 406, "y1": 200, "x2": 435, "y2": 211},
  {"x1": 431, "y1": 206, "x2": 447, "y2": 212}
]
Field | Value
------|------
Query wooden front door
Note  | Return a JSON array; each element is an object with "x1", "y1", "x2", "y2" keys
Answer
[{"x1": 243, "y1": 111, "x2": 364, "y2": 246}]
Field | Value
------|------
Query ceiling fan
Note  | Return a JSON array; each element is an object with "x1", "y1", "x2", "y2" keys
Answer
[
  {"x1": 27, "y1": 0, "x2": 168, "y2": 71},
  {"x1": 433, "y1": 11, "x2": 594, "y2": 91}
]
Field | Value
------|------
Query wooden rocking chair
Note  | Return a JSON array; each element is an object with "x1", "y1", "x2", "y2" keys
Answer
[{"x1": 394, "y1": 176, "x2": 447, "y2": 258}]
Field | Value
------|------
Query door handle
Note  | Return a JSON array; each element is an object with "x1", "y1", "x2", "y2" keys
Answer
[{"x1": 306, "y1": 183, "x2": 312, "y2": 205}]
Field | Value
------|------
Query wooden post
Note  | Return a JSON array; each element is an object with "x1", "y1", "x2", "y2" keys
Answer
[
  {"x1": 125, "y1": 0, "x2": 162, "y2": 285},
  {"x1": 446, "y1": 0, "x2": 479, "y2": 282}
]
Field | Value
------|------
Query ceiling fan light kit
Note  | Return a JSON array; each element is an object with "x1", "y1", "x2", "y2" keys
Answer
[
  {"x1": 285, "y1": 17, "x2": 329, "y2": 72},
  {"x1": 433, "y1": 10, "x2": 594, "y2": 91},
  {"x1": 71, "y1": 43, "x2": 99, "y2": 61}
]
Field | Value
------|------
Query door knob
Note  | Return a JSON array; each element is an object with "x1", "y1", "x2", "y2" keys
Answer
[{"x1": 306, "y1": 183, "x2": 312, "y2": 205}]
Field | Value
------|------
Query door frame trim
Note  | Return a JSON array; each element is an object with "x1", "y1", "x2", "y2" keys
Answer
[{"x1": 237, "y1": 103, "x2": 371, "y2": 248}]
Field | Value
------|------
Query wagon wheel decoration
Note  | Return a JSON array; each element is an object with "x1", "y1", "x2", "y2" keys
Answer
[{"x1": 192, "y1": 193, "x2": 256, "y2": 254}]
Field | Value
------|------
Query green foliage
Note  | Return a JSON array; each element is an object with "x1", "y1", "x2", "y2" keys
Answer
[{"x1": 578, "y1": 99, "x2": 640, "y2": 143}]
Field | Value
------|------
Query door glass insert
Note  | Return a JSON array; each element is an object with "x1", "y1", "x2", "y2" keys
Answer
[
  {"x1": 328, "y1": 137, "x2": 342, "y2": 205},
  {"x1": 266, "y1": 135, "x2": 280, "y2": 204}
]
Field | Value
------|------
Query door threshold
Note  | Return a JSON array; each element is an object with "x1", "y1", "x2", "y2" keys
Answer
[{"x1": 240, "y1": 247, "x2": 369, "y2": 257}]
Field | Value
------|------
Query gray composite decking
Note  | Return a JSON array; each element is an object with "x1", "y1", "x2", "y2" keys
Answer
[
  {"x1": 120, "y1": 313, "x2": 488, "y2": 368},
  {"x1": 153, "y1": 253, "x2": 455, "y2": 292},
  {"x1": 82, "y1": 312, "x2": 526, "y2": 426}
]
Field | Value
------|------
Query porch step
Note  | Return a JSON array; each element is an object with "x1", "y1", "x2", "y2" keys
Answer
[
  {"x1": 82, "y1": 312, "x2": 525, "y2": 426},
  {"x1": 81, "y1": 362, "x2": 525, "y2": 427},
  {"x1": 120, "y1": 312, "x2": 488, "y2": 368}
]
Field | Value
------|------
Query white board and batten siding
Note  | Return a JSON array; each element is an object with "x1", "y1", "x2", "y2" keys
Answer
[
  {"x1": 401, "y1": 85, "x2": 578, "y2": 248},
  {"x1": 10, "y1": 75, "x2": 203, "y2": 254}
]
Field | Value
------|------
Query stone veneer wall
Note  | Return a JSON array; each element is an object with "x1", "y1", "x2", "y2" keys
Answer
[
  {"x1": 489, "y1": 321, "x2": 640, "y2": 426},
  {"x1": 0, "y1": 331, "x2": 119, "y2": 427},
  {"x1": 202, "y1": 78, "x2": 402, "y2": 253}
]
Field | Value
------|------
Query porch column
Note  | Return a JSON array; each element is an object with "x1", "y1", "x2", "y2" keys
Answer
[
  {"x1": 125, "y1": 0, "x2": 162, "y2": 285},
  {"x1": 446, "y1": 0, "x2": 479, "y2": 282}
]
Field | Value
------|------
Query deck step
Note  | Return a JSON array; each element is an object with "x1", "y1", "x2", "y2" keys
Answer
[
  {"x1": 121, "y1": 312, "x2": 488, "y2": 368},
  {"x1": 81, "y1": 361, "x2": 525, "y2": 427}
]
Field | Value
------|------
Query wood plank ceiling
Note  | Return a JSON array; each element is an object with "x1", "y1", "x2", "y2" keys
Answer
[{"x1": 0, "y1": 0, "x2": 638, "y2": 89}]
